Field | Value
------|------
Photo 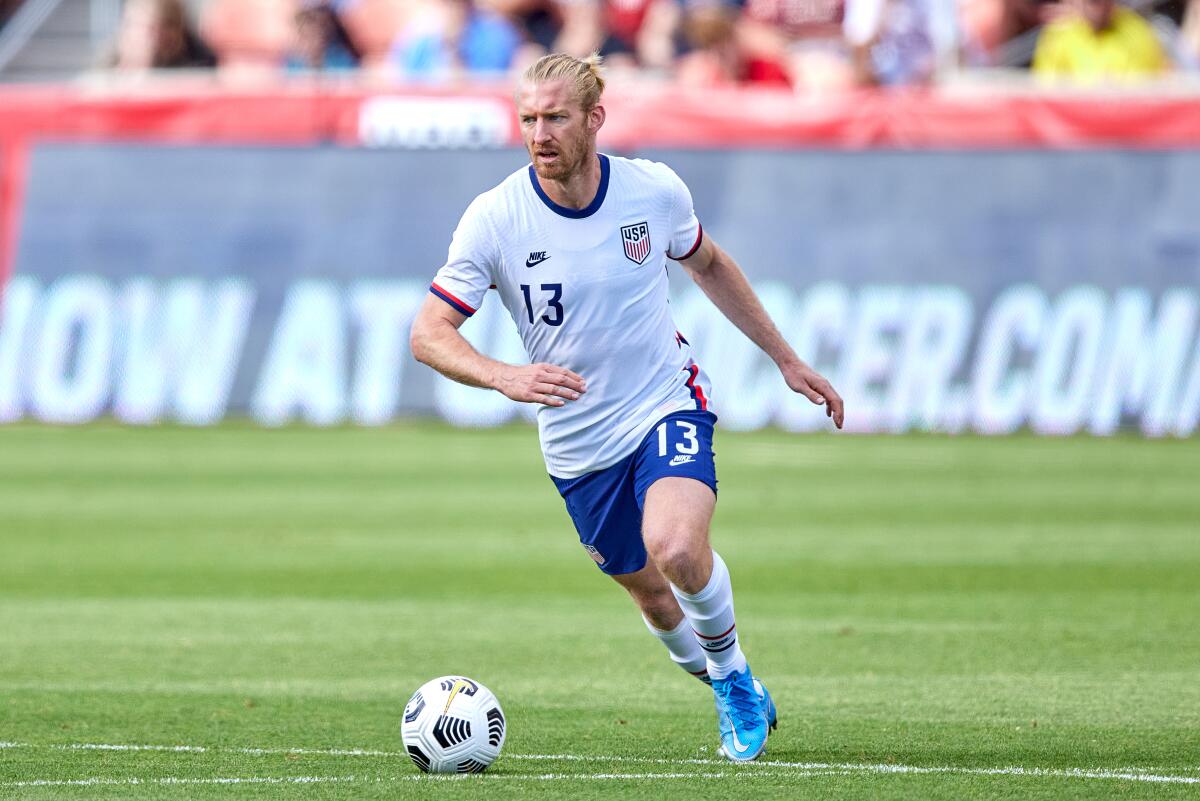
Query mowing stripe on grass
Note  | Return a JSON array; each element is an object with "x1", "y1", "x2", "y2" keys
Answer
[
  {"x1": 4, "y1": 772, "x2": 844, "y2": 787},
  {"x1": 1, "y1": 742, "x2": 1197, "y2": 785}
]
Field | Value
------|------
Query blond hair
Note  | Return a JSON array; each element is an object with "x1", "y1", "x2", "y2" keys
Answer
[{"x1": 519, "y1": 53, "x2": 606, "y2": 111}]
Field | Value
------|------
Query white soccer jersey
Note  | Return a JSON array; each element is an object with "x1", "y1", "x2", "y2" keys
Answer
[{"x1": 430, "y1": 154, "x2": 713, "y2": 478}]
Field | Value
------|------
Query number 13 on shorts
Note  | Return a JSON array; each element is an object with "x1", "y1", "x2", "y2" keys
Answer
[
  {"x1": 657, "y1": 420, "x2": 700, "y2": 458},
  {"x1": 633, "y1": 410, "x2": 718, "y2": 500}
]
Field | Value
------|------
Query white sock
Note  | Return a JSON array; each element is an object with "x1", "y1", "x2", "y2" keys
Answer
[
  {"x1": 643, "y1": 615, "x2": 710, "y2": 683},
  {"x1": 670, "y1": 550, "x2": 748, "y2": 680}
]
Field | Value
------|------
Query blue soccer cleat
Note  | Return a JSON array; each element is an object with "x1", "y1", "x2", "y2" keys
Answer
[
  {"x1": 755, "y1": 676, "x2": 778, "y2": 731},
  {"x1": 711, "y1": 667, "x2": 772, "y2": 761}
]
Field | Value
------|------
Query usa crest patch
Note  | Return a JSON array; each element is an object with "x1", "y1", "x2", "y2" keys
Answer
[
  {"x1": 620, "y1": 221, "x2": 651, "y2": 265},
  {"x1": 583, "y1": 544, "x2": 606, "y2": 565}
]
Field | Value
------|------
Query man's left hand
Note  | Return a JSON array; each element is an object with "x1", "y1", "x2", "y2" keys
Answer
[{"x1": 782, "y1": 363, "x2": 844, "y2": 430}]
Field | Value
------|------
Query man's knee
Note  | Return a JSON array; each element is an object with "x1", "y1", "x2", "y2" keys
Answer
[
  {"x1": 644, "y1": 526, "x2": 710, "y2": 593},
  {"x1": 645, "y1": 531, "x2": 691, "y2": 576}
]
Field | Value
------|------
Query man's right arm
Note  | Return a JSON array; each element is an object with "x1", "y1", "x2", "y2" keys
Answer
[{"x1": 409, "y1": 294, "x2": 587, "y2": 407}]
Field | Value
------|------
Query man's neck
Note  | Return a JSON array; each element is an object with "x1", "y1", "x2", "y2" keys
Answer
[{"x1": 537, "y1": 152, "x2": 601, "y2": 210}]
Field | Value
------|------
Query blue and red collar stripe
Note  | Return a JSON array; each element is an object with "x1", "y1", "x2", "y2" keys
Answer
[
  {"x1": 429, "y1": 282, "x2": 477, "y2": 317},
  {"x1": 528, "y1": 153, "x2": 610, "y2": 219}
]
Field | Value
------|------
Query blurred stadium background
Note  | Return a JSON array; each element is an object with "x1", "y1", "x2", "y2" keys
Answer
[
  {"x1": 1, "y1": 0, "x2": 1199, "y2": 432},
  {"x1": 2, "y1": 0, "x2": 1200, "y2": 798}
]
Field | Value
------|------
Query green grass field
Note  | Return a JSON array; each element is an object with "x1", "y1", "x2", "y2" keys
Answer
[{"x1": 1, "y1": 423, "x2": 1198, "y2": 799}]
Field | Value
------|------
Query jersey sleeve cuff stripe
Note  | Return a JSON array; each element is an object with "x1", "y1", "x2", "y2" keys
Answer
[
  {"x1": 430, "y1": 283, "x2": 477, "y2": 316},
  {"x1": 668, "y1": 224, "x2": 704, "y2": 261}
]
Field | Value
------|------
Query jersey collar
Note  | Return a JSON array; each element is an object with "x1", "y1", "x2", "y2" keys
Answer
[{"x1": 527, "y1": 154, "x2": 610, "y2": 219}]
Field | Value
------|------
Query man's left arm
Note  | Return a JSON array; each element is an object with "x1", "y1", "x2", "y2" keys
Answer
[{"x1": 677, "y1": 233, "x2": 845, "y2": 429}]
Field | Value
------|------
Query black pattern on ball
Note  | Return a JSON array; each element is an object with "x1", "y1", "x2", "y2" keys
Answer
[
  {"x1": 403, "y1": 691, "x2": 425, "y2": 723},
  {"x1": 406, "y1": 744, "x2": 432, "y2": 773},
  {"x1": 487, "y1": 707, "x2": 505, "y2": 747},
  {"x1": 433, "y1": 715, "x2": 472, "y2": 749},
  {"x1": 439, "y1": 677, "x2": 479, "y2": 695}
]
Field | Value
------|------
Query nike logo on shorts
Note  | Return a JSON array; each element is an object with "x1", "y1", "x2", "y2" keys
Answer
[{"x1": 669, "y1": 455, "x2": 695, "y2": 466}]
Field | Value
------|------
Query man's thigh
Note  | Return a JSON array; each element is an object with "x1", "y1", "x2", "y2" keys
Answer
[
  {"x1": 640, "y1": 478, "x2": 717, "y2": 592},
  {"x1": 642, "y1": 478, "x2": 716, "y2": 548},
  {"x1": 634, "y1": 411, "x2": 719, "y2": 589}
]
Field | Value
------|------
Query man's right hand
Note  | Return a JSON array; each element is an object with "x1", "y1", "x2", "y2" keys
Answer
[{"x1": 493, "y1": 363, "x2": 587, "y2": 407}]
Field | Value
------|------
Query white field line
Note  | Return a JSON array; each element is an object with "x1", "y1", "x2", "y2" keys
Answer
[{"x1": 0, "y1": 741, "x2": 1197, "y2": 786}]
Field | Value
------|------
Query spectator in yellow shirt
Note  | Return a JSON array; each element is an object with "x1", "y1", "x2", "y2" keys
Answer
[{"x1": 1033, "y1": 0, "x2": 1168, "y2": 81}]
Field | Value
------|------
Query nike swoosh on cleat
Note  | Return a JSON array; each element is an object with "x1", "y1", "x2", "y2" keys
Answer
[{"x1": 728, "y1": 727, "x2": 753, "y2": 755}]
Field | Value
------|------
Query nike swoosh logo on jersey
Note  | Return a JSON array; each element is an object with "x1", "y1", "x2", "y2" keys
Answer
[
  {"x1": 525, "y1": 252, "x2": 550, "y2": 268},
  {"x1": 669, "y1": 455, "x2": 695, "y2": 466}
]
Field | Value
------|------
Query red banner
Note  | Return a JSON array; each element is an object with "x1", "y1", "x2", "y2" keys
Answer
[
  {"x1": 3, "y1": 82, "x2": 1200, "y2": 285},
  {"x1": 4, "y1": 83, "x2": 1199, "y2": 148}
]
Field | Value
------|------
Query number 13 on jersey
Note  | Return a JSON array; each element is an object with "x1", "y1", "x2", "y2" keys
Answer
[{"x1": 521, "y1": 283, "x2": 564, "y2": 326}]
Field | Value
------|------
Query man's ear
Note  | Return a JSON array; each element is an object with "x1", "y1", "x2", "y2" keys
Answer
[{"x1": 589, "y1": 103, "x2": 606, "y2": 135}]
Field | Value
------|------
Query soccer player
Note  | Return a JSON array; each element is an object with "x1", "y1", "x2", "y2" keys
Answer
[{"x1": 410, "y1": 53, "x2": 844, "y2": 761}]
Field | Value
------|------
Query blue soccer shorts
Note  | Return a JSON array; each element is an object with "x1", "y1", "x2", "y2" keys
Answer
[{"x1": 549, "y1": 410, "x2": 718, "y2": 576}]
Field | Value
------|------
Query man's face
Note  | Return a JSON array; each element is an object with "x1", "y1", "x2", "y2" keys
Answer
[{"x1": 516, "y1": 78, "x2": 601, "y2": 182}]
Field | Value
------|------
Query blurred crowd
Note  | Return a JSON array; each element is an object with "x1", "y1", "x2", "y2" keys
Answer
[{"x1": 85, "y1": 0, "x2": 1200, "y2": 86}]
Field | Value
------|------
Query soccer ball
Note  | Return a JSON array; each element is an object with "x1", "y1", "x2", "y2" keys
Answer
[{"x1": 401, "y1": 675, "x2": 506, "y2": 774}]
